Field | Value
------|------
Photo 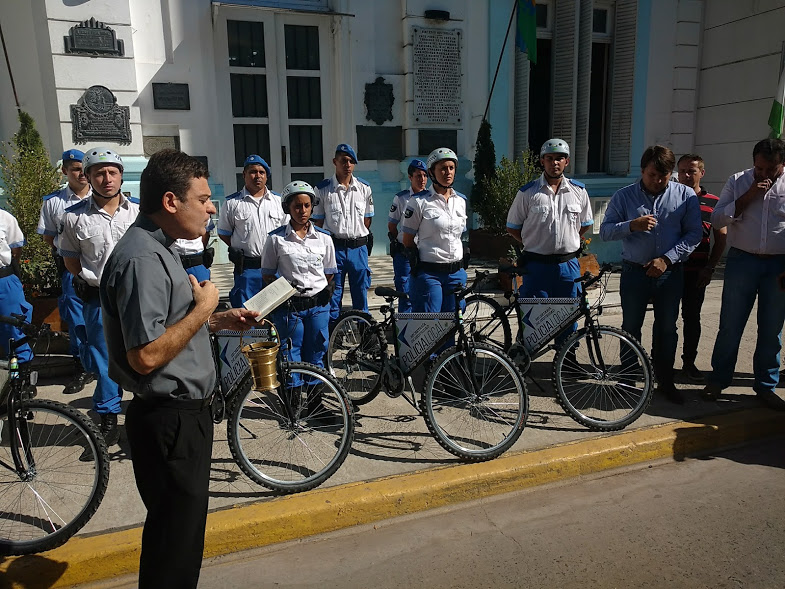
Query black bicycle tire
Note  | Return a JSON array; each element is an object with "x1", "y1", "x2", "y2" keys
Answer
[
  {"x1": 0, "y1": 399, "x2": 110, "y2": 556},
  {"x1": 227, "y1": 362, "x2": 354, "y2": 493},
  {"x1": 464, "y1": 294, "x2": 513, "y2": 351},
  {"x1": 326, "y1": 310, "x2": 385, "y2": 405},
  {"x1": 422, "y1": 343, "x2": 528, "y2": 461},
  {"x1": 552, "y1": 326, "x2": 654, "y2": 431}
]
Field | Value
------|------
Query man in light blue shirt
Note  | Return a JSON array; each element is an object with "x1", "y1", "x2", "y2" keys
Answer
[{"x1": 600, "y1": 145, "x2": 702, "y2": 404}]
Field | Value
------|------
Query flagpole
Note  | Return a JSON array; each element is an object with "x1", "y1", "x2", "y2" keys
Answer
[{"x1": 482, "y1": 0, "x2": 518, "y2": 123}]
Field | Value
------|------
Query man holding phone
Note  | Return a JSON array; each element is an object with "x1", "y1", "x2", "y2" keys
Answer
[{"x1": 702, "y1": 138, "x2": 785, "y2": 409}]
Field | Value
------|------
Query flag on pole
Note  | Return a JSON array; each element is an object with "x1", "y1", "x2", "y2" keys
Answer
[
  {"x1": 515, "y1": 0, "x2": 537, "y2": 64},
  {"x1": 768, "y1": 66, "x2": 785, "y2": 139}
]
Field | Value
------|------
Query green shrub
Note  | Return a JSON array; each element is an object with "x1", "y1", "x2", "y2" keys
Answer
[
  {"x1": 476, "y1": 150, "x2": 540, "y2": 236},
  {"x1": 0, "y1": 111, "x2": 62, "y2": 297},
  {"x1": 470, "y1": 118, "x2": 496, "y2": 210}
]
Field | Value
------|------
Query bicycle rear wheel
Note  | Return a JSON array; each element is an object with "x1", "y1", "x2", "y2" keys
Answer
[
  {"x1": 0, "y1": 400, "x2": 110, "y2": 556},
  {"x1": 326, "y1": 311, "x2": 384, "y2": 405},
  {"x1": 422, "y1": 343, "x2": 528, "y2": 461},
  {"x1": 553, "y1": 326, "x2": 653, "y2": 431},
  {"x1": 464, "y1": 294, "x2": 512, "y2": 351},
  {"x1": 227, "y1": 362, "x2": 354, "y2": 493}
]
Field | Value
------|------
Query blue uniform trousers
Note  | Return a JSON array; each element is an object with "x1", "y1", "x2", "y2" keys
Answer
[
  {"x1": 518, "y1": 258, "x2": 581, "y2": 346},
  {"x1": 392, "y1": 252, "x2": 412, "y2": 313},
  {"x1": 229, "y1": 267, "x2": 263, "y2": 308},
  {"x1": 412, "y1": 268, "x2": 467, "y2": 313},
  {"x1": 59, "y1": 270, "x2": 89, "y2": 364},
  {"x1": 82, "y1": 298, "x2": 123, "y2": 414},
  {"x1": 331, "y1": 245, "x2": 371, "y2": 321},
  {"x1": 185, "y1": 264, "x2": 210, "y2": 283},
  {"x1": 0, "y1": 274, "x2": 33, "y2": 363},
  {"x1": 272, "y1": 303, "x2": 330, "y2": 368}
]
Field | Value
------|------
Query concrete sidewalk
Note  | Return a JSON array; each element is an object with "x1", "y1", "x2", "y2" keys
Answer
[{"x1": 2, "y1": 259, "x2": 783, "y2": 588}]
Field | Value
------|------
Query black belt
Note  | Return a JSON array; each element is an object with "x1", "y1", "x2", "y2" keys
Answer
[
  {"x1": 332, "y1": 236, "x2": 368, "y2": 248},
  {"x1": 0, "y1": 266, "x2": 13, "y2": 279},
  {"x1": 241, "y1": 256, "x2": 262, "y2": 269},
  {"x1": 418, "y1": 260, "x2": 463, "y2": 274},
  {"x1": 179, "y1": 252, "x2": 205, "y2": 269},
  {"x1": 289, "y1": 288, "x2": 331, "y2": 311},
  {"x1": 133, "y1": 393, "x2": 213, "y2": 411},
  {"x1": 622, "y1": 260, "x2": 682, "y2": 269},
  {"x1": 523, "y1": 251, "x2": 579, "y2": 264},
  {"x1": 81, "y1": 284, "x2": 101, "y2": 301}
]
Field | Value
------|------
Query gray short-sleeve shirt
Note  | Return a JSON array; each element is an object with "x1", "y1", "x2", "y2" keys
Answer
[{"x1": 100, "y1": 214, "x2": 215, "y2": 400}]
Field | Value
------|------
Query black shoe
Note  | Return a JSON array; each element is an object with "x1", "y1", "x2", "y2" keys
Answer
[
  {"x1": 681, "y1": 364, "x2": 704, "y2": 384},
  {"x1": 756, "y1": 390, "x2": 785, "y2": 411},
  {"x1": 63, "y1": 371, "x2": 96, "y2": 395},
  {"x1": 658, "y1": 383, "x2": 685, "y2": 405},
  {"x1": 99, "y1": 413, "x2": 120, "y2": 446}
]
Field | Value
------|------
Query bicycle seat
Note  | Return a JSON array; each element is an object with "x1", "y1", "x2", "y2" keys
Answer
[
  {"x1": 375, "y1": 286, "x2": 408, "y2": 299},
  {"x1": 499, "y1": 264, "x2": 527, "y2": 276}
]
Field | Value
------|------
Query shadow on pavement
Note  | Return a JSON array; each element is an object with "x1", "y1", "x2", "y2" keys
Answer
[{"x1": 0, "y1": 554, "x2": 67, "y2": 588}]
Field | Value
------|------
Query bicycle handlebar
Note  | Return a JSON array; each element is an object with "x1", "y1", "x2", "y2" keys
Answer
[
  {"x1": 454, "y1": 269, "x2": 491, "y2": 301},
  {"x1": 0, "y1": 314, "x2": 55, "y2": 339},
  {"x1": 573, "y1": 263, "x2": 620, "y2": 288}
]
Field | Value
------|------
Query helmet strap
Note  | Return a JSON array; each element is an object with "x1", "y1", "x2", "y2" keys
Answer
[{"x1": 429, "y1": 169, "x2": 454, "y2": 192}]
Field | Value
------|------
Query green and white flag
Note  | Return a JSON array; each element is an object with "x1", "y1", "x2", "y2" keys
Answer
[{"x1": 768, "y1": 68, "x2": 785, "y2": 139}]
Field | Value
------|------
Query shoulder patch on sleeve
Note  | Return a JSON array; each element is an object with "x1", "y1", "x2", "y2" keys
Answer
[
  {"x1": 42, "y1": 190, "x2": 60, "y2": 201},
  {"x1": 225, "y1": 191, "x2": 241, "y2": 200},
  {"x1": 268, "y1": 226, "x2": 286, "y2": 236},
  {"x1": 569, "y1": 179, "x2": 586, "y2": 189},
  {"x1": 315, "y1": 178, "x2": 331, "y2": 189},
  {"x1": 355, "y1": 177, "x2": 370, "y2": 186},
  {"x1": 65, "y1": 199, "x2": 88, "y2": 213},
  {"x1": 404, "y1": 208, "x2": 414, "y2": 218},
  {"x1": 315, "y1": 225, "x2": 331, "y2": 236},
  {"x1": 519, "y1": 180, "x2": 537, "y2": 193}
]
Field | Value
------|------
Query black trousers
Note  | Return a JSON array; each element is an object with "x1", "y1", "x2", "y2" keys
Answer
[
  {"x1": 126, "y1": 396, "x2": 214, "y2": 589},
  {"x1": 680, "y1": 270, "x2": 707, "y2": 365}
]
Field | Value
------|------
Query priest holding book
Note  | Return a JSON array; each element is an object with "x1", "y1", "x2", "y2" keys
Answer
[{"x1": 260, "y1": 181, "x2": 337, "y2": 370}]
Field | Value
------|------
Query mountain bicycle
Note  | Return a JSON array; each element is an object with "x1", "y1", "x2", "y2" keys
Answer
[
  {"x1": 0, "y1": 314, "x2": 110, "y2": 556},
  {"x1": 326, "y1": 271, "x2": 528, "y2": 462},
  {"x1": 464, "y1": 263, "x2": 654, "y2": 431},
  {"x1": 211, "y1": 310, "x2": 354, "y2": 494}
]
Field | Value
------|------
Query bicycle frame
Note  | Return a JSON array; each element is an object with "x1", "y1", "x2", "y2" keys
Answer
[{"x1": 1, "y1": 335, "x2": 39, "y2": 480}]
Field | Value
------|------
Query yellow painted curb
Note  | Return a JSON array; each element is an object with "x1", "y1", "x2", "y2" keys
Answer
[{"x1": 1, "y1": 408, "x2": 783, "y2": 588}]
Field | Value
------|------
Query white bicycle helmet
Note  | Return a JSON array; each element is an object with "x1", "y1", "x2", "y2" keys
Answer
[
  {"x1": 83, "y1": 146, "x2": 124, "y2": 172},
  {"x1": 540, "y1": 138, "x2": 570, "y2": 158},
  {"x1": 426, "y1": 147, "x2": 458, "y2": 170},
  {"x1": 281, "y1": 180, "x2": 316, "y2": 212}
]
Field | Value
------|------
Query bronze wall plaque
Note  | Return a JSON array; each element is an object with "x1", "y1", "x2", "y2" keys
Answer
[
  {"x1": 64, "y1": 17, "x2": 124, "y2": 56},
  {"x1": 143, "y1": 136, "x2": 180, "y2": 157},
  {"x1": 364, "y1": 77, "x2": 394, "y2": 126},
  {"x1": 152, "y1": 83, "x2": 191, "y2": 110},
  {"x1": 70, "y1": 85, "x2": 132, "y2": 145}
]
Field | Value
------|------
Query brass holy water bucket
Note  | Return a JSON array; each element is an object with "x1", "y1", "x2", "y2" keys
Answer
[{"x1": 240, "y1": 320, "x2": 280, "y2": 391}]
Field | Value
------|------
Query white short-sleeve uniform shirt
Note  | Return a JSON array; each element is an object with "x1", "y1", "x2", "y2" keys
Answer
[
  {"x1": 217, "y1": 187, "x2": 287, "y2": 257},
  {"x1": 37, "y1": 185, "x2": 92, "y2": 249},
  {"x1": 1, "y1": 209, "x2": 25, "y2": 268},
  {"x1": 312, "y1": 175, "x2": 374, "y2": 239},
  {"x1": 401, "y1": 187, "x2": 467, "y2": 264}
]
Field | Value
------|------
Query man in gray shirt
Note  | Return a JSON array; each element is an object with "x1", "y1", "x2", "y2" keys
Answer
[{"x1": 101, "y1": 150, "x2": 257, "y2": 589}]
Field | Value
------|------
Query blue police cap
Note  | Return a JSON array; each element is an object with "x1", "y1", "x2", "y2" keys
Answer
[
  {"x1": 243, "y1": 154, "x2": 271, "y2": 178},
  {"x1": 334, "y1": 143, "x2": 358, "y2": 164},
  {"x1": 407, "y1": 158, "x2": 427, "y2": 174},
  {"x1": 62, "y1": 149, "x2": 84, "y2": 163}
]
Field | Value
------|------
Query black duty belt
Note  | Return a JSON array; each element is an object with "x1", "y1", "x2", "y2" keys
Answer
[
  {"x1": 133, "y1": 393, "x2": 213, "y2": 411},
  {"x1": 180, "y1": 252, "x2": 205, "y2": 269},
  {"x1": 289, "y1": 288, "x2": 331, "y2": 311},
  {"x1": 332, "y1": 236, "x2": 368, "y2": 248},
  {"x1": 418, "y1": 260, "x2": 463, "y2": 274},
  {"x1": 241, "y1": 256, "x2": 262, "y2": 269},
  {"x1": 0, "y1": 266, "x2": 13, "y2": 279},
  {"x1": 81, "y1": 284, "x2": 101, "y2": 301},
  {"x1": 523, "y1": 251, "x2": 579, "y2": 264}
]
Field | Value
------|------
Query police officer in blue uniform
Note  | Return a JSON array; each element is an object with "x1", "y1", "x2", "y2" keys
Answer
[
  {"x1": 388, "y1": 159, "x2": 428, "y2": 312},
  {"x1": 313, "y1": 144, "x2": 374, "y2": 321},
  {"x1": 37, "y1": 149, "x2": 95, "y2": 394},
  {"x1": 218, "y1": 155, "x2": 286, "y2": 307},
  {"x1": 401, "y1": 148, "x2": 468, "y2": 313},
  {"x1": 261, "y1": 181, "x2": 337, "y2": 369},
  {"x1": 59, "y1": 147, "x2": 139, "y2": 446},
  {"x1": 0, "y1": 209, "x2": 33, "y2": 366}
]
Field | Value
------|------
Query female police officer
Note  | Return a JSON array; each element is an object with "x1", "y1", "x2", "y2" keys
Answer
[
  {"x1": 401, "y1": 148, "x2": 467, "y2": 313},
  {"x1": 260, "y1": 181, "x2": 337, "y2": 368}
]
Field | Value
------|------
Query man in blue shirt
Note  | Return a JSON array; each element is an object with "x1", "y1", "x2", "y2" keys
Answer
[{"x1": 600, "y1": 145, "x2": 702, "y2": 404}]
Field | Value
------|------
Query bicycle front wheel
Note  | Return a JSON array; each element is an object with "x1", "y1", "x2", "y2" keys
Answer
[
  {"x1": 326, "y1": 311, "x2": 384, "y2": 405},
  {"x1": 464, "y1": 294, "x2": 512, "y2": 351},
  {"x1": 0, "y1": 400, "x2": 110, "y2": 556},
  {"x1": 227, "y1": 362, "x2": 354, "y2": 493},
  {"x1": 422, "y1": 343, "x2": 528, "y2": 461},
  {"x1": 553, "y1": 326, "x2": 654, "y2": 431}
]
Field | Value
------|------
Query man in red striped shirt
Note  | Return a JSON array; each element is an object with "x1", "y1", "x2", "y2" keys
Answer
[{"x1": 677, "y1": 154, "x2": 727, "y2": 382}]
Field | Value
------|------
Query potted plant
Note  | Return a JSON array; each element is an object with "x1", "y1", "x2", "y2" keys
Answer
[
  {"x1": 0, "y1": 111, "x2": 63, "y2": 325},
  {"x1": 578, "y1": 237, "x2": 600, "y2": 279}
]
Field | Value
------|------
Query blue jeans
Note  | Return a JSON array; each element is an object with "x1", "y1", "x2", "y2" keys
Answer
[
  {"x1": 331, "y1": 245, "x2": 371, "y2": 321},
  {"x1": 229, "y1": 267, "x2": 263, "y2": 308},
  {"x1": 392, "y1": 252, "x2": 412, "y2": 313},
  {"x1": 708, "y1": 248, "x2": 785, "y2": 393},
  {"x1": 83, "y1": 298, "x2": 123, "y2": 414},
  {"x1": 620, "y1": 261, "x2": 683, "y2": 387},
  {"x1": 519, "y1": 258, "x2": 580, "y2": 346}
]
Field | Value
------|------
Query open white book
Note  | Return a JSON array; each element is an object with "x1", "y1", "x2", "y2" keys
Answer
[{"x1": 242, "y1": 276, "x2": 297, "y2": 321}]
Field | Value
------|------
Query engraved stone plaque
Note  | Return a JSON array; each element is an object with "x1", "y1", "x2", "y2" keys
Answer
[
  {"x1": 64, "y1": 17, "x2": 124, "y2": 56},
  {"x1": 70, "y1": 85, "x2": 131, "y2": 145},
  {"x1": 412, "y1": 27, "x2": 462, "y2": 126},
  {"x1": 152, "y1": 83, "x2": 191, "y2": 110},
  {"x1": 143, "y1": 136, "x2": 180, "y2": 157},
  {"x1": 364, "y1": 77, "x2": 394, "y2": 126}
]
